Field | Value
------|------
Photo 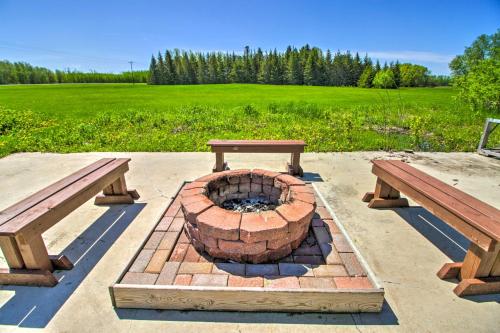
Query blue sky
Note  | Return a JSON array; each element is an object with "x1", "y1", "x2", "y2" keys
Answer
[{"x1": 0, "y1": 0, "x2": 498, "y2": 75}]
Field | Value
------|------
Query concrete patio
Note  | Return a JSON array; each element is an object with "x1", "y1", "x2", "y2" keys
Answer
[{"x1": 0, "y1": 151, "x2": 499, "y2": 333}]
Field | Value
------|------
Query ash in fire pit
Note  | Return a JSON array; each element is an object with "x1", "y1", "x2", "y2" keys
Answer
[{"x1": 222, "y1": 197, "x2": 277, "y2": 213}]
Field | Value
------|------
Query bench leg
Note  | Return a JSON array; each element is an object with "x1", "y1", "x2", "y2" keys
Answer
[
  {"x1": 15, "y1": 234, "x2": 53, "y2": 271},
  {"x1": 212, "y1": 152, "x2": 227, "y2": 173},
  {"x1": 438, "y1": 243, "x2": 500, "y2": 296},
  {"x1": 460, "y1": 243, "x2": 500, "y2": 279},
  {"x1": 0, "y1": 236, "x2": 25, "y2": 269},
  {"x1": 287, "y1": 153, "x2": 303, "y2": 176},
  {"x1": 363, "y1": 178, "x2": 409, "y2": 208},
  {"x1": 95, "y1": 174, "x2": 140, "y2": 205}
]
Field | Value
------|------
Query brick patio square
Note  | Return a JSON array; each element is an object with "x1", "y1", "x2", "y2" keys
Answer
[
  {"x1": 298, "y1": 277, "x2": 336, "y2": 289},
  {"x1": 278, "y1": 263, "x2": 314, "y2": 276},
  {"x1": 158, "y1": 232, "x2": 179, "y2": 250},
  {"x1": 156, "y1": 261, "x2": 181, "y2": 285},
  {"x1": 228, "y1": 276, "x2": 264, "y2": 287},
  {"x1": 318, "y1": 243, "x2": 343, "y2": 265},
  {"x1": 324, "y1": 219, "x2": 341, "y2": 234},
  {"x1": 143, "y1": 232, "x2": 165, "y2": 250},
  {"x1": 156, "y1": 216, "x2": 174, "y2": 231},
  {"x1": 145, "y1": 249, "x2": 170, "y2": 273},
  {"x1": 293, "y1": 255, "x2": 325, "y2": 265},
  {"x1": 184, "y1": 244, "x2": 202, "y2": 262},
  {"x1": 174, "y1": 274, "x2": 193, "y2": 286},
  {"x1": 340, "y1": 253, "x2": 367, "y2": 277},
  {"x1": 191, "y1": 274, "x2": 228, "y2": 286},
  {"x1": 333, "y1": 277, "x2": 373, "y2": 289},
  {"x1": 177, "y1": 230, "x2": 190, "y2": 244},
  {"x1": 313, "y1": 264, "x2": 348, "y2": 277},
  {"x1": 314, "y1": 206, "x2": 332, "y2": 219},
  {"x1": 264, "y1": 276, "x2": 300, "y2": 289},
  {"x1": 121, "y1": 272, "x2": 158, "y2": 285},
  {"x1": 168, "y1": 217, "x2": 185, "y2": 232},
  {"x1": 331, "y1": 234, "x2": 354, "y2": 253},
  {"x1": 168, "y1": 243, "x2": 189, "y2": 261},
  {"x1": 246, "y1": 264, "x2": 279, "y2": 276},
  {"x1": 212, "y1": 263, "x2": 246, "y2": 276},
  {"x1": 313, "y1": 226, "x2": 333, "y2": 244},
  {"x1": 292, "y1": 244, "x2": 322, "y2": 256},
  {"x1": 129, "y1": 249, "x2": 154, "y2": 272},
  {"x1": 178, "y1": 262, "x2": 213, "y2": 274}
]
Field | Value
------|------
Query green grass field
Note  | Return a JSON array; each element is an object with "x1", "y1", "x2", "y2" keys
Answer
[{"x1": 0, "y1": 83, "x2": 497, "y2": 157}]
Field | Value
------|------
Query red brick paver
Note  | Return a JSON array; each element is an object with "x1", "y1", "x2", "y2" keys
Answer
[
  {"x1": 299, "y1": 277, "x2": 336, "y2": 289},
  {"x1": 191, "y1": 274, "x2": 228, "y2": 286},
  {"x1": 313, "y1": 264, "x2": 348, "y2": 277},
  {"x1": 228, "y1": 276, "x2": 264, "y2": 287},
  {"x1": 174, "y1": 274, "x2": 193, "y2": 286},
  {"x1": 169, "y1": 243, "x2": 189, "y2": 262},
  {"x1": 264, "y1": 276, "x2": 300, "y2": 288},
  {"x1": 333, "y1": 277, "x2": 373, "y2": 289}
]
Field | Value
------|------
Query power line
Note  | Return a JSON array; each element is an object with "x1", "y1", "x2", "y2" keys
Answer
[
  {"x1": 0, "y1": 41, "x2": 148, "y2": 67},
  {"x1": 128, "y1": 61, "x2": 135, "y2": 85}
]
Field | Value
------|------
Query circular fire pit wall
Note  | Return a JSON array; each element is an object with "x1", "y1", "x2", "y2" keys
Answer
[{"x1": 180, "y1": 169, "x2": 316, "y2": 263}]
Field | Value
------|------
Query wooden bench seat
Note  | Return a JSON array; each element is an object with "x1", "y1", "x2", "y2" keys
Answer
[
  {"x1": 362, "y1": 159, "x2": 500, "y2": 296},
  {"x1": 0, "y1": 158, "x2": 139, "y2": 286},
  {"x1": 207, "y1": 140, "x2": 306, "y2": 175}
]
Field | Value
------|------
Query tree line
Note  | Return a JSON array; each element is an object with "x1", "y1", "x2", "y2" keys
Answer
[
  {"x1": 149, "y1": 45, "x2": 450, "y2": 88},
  {"x1": 0, "y1": 60, "x2": 148, "y2": 84}
]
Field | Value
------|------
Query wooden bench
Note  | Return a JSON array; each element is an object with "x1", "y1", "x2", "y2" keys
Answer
[
  {"x1": 362, "y1": 160, "x2": 500, "y2": 296},
  {"x1": 207, "y1": 140, "x2": 306, "y2": 176},
  {"x1": 0, "y1": 158, "x2": 139, "y2": 286}
]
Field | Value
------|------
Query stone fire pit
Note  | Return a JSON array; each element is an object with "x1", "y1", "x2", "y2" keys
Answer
[{"x1": 180, "y1": 169, "x2": 316, "y2": 263}]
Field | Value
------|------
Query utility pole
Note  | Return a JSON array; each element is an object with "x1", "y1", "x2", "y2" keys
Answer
[{"x1": 128, "y1": 61, "x2": 135, "y2": 85}]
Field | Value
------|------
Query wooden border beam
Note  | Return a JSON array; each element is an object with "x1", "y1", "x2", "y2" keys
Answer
[
  {"x1": 112, "y1": 284, "x2": 384, "y2": 313},
  {"x1": 0, "y1": 268, "x2": 57, "y2": 286}
]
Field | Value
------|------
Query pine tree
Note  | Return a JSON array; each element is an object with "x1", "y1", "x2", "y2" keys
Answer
[
  {"x1": 304, "y1": 48, "x2": 322, "y2": 85},
  {"x1": 287, "y1": 49, "x2": 302, "y2": 85},
  {"x1": 258, "y1": 51, "x2": 271, "y2": 83},
  {"x1": 165, "y1": 50, "x2": 176, "y2": 84},
  {"x1": 208, "y1": 53, "x2": 219, "y2": 83},
  {"x1": 157, "y1": 52, "x2": 166, "y2": 84},
  {"x1": 148, "y1": 55, "x2": 159, "y2": 84},
  {"x1": 196, "y1": 53, "x2": 207, "y2": 84},
  {"x1": 352, "y1": 52, "x2": 363, "y2": 86}
]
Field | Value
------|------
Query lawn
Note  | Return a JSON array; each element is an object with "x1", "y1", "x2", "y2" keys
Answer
[{"x1": 0, "y1": 83, "x2": 497, "y2": 157}]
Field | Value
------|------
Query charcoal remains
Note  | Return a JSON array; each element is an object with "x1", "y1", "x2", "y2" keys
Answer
[{"x1": 222, "y1": 197, "x2": 277, "y2": 213}]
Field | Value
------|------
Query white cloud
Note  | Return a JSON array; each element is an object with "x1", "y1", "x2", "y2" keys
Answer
[{"x1": 364, "y1": 50, "x2": 454, "y2": 64}]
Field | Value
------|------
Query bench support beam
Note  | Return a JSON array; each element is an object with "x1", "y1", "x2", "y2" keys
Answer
[
  {"x1": 362, "y1": 178, "x2": 409, "y2": 208},
  {"x1": 0, "y1": 236, "x2": 24, "y2": 269},
  {"x1": 0, "y1": 268, "x2": 57, "y2": 286},
  {"x1": 438, "y1": 243, "x2": 500, "y2": 296},
  {"x1": 15, "y1": 234, "x2": 53, "y2": 271},
  {"x1": 95, "y1": 175, "x2": 139, "y2": 205},
  {"x1": 454, "y1": 277, "x2": 500, "y2": 297}
]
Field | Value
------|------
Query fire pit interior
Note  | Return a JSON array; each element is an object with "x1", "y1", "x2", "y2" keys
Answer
[{"x1": 180, "y1": 169, "x2": 316, "y2": 263}]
